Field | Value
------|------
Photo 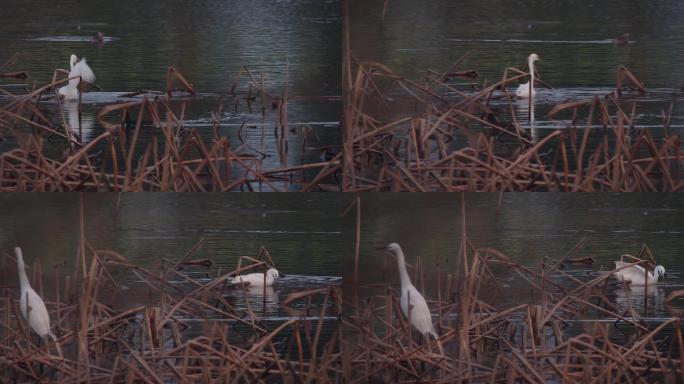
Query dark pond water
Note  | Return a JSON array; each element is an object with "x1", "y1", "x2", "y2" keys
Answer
[
  {"x1": 350, "y1": 0, "x2": 684, "y2": 144},
  {"x1": 0, "y1": 0, "x2": 342, "y2": 184},
  {"x1": 0, "y1": 193, "x2": 348, "y2": 339},
  {"x1": 1, "y1": 0, "x2": 341, "y2": 94},
  {"x1": 347, "y1": 193, "x2": 684, "y2": 327}
]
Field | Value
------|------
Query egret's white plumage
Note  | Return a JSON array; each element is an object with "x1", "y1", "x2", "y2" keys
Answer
[
  {"x1": 613, "y1": 261, "x2": 665, "y2": 286},
  {"x1": 58, "y1": 54, "x2": 96, "y2": 100},
  {"x1": 515, "y1": 53, "x2": 540, "y2": 99},
  {"x1": 515, "y1": 82, "x2": 534, "y2": 98},
  {"x1": 385, "y1": 243, "x2": 441, "y2": 347},
  {"x1": 15, "y1": 247, "x2": 56, "y2": 342},
  {"x1": 232, "y1": 268, "x2": 281, "y2": 287}
]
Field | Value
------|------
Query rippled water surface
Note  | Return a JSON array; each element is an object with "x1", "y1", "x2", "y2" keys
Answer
[
  {"x1": 350, "y1": 0, "x2": 684, "y2": 139},
  {"x1": 2, "y1": 0, "x2": 341, "y2": 94}
]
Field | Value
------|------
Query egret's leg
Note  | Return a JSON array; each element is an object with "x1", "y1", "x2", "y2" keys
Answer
[
  {"x1": 435, "y1": 336, "x2": 444, "y2": 355},
  {"x1": 415, "y1": 333, "x2": 427, "y2": 372},
  {"x1": 41, "y1": 335, "x2": 49, "y2": 353},
  {"x1": 423, "y1": 333, "x2": 433, "y2": 354},
  {"x1": 36, "y1": 336, "x2": 48, "y2": 375},
  {"x1": 30, "y1": 332, "x2": 40, "y2": 349},
  {"x1": 50, "y1": 333, "x2": 63, "y2": 358}
]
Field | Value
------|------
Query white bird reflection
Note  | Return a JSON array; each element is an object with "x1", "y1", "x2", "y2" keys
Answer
[
  {"x1": 64, "y1": 101, "x2": 95, "y2": 142},
  {"x1": 240, "y1": 285, "x2": 280, "y2": 316},
  {"x1": 515, "y1": 98, "x2": 538, "y2": 141},
  {"x1": 613, "y1": 284, "x2": 665, "y2": 315}
]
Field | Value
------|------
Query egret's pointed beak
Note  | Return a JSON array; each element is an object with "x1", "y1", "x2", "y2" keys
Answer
[{"x1": 279, "y1": 273, "x2": 287, "y2": 278}]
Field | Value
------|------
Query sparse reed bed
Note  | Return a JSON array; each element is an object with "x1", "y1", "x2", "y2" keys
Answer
[
  {"x1": 0, "y1": 238, "x2": 342, "y2": 383},
  {"x1": 341, "y1": 198, "x2": 684, "y2": 383},
  {"x1": 341, "y1": 48, "x2": 684, "y2": 191},
  {"x1": 0, "y1": 55, "x2": 341, "y2": 192}
]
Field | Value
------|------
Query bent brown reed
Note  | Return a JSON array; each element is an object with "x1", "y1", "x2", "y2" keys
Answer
[
  {"x1": 0, "y1": 60, "x2": 341, "y2": 191},
  {"x1": 0, "y1": 240, "x2": 342, "y2": 383}
]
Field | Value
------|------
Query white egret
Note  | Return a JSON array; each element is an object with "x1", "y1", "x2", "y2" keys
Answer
[
  {"x1": 15, "y1": 247, "x2": 56, "y2": 344},
  {"x1": 58, "y1": 54, "x2": 96, "y2": 100},
  {"x1": 515, "y1": 53, "x2": 540, "y2": 99},
  {"x1": 232, "y1": 268, "x2": 282, "y2": 287},
  {"x1": 383, "y1": 243, "x2": 442, "y2": 353},
  {"x1": 613, "y1": 261, "x2": 665, "y2": 286}
]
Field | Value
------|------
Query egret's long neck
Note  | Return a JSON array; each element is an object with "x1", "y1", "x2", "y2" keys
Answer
[
  {"x1": 16, "y1": 255, "x2": 30, "y2": 292},
  {"x1": 396, "y1": 249, "x2": 411, "y2": 288},
  {"x1": 528, "y1": 57, "x2": 535, "y2": 97}
]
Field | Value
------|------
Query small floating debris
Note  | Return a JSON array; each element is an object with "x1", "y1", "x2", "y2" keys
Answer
[
  {"x1": 179, "y1": 258, "x2": 214, "y2": 268},
  {"x1": 0, "y1": 71, "x2": 28, "y2": 80},
  {"x1": 93, "y1": 31, "x2": 105, "y2": 44},
  {"x1": 565, "y1": 256, "x2": 596, "y2": 265},
  {"x1": 0, "y1": 52, "x2": 27, "y2": 80},
  {"x1": 614, "y1": 32, "x2": 631, "y2": 46}
]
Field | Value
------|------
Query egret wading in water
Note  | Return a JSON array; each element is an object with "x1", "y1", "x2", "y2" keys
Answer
[
  {"x1": 232, "y1": 268, "x2": 283, "y2": 287},
  {"x1": 15, "y1": 247, "x2": 57, "y2": 344},
  {"x1": 613, "y1": 261, "x2": 666, "y2": 286},
  {"x1": 58, "y1": 54, "x2": 96, "y2": 100},
  {"x1": 515, "y1": 53, "x2": 540, "y2": 99},
  {"x1": 383, "y1": 243, "x2": 443, "y2": 354}
]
